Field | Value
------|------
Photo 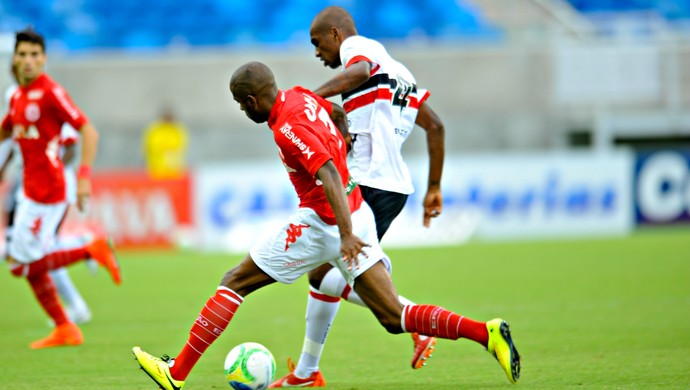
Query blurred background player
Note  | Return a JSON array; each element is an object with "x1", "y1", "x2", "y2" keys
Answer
[
  {"x1": 2, "y1": 62, "x2": 93, "y2": 325},
  {"x1": 141, "y1": 105, "x2": 189, "y2": 179},
  {"x1": 1, "y1": 28, "x2": 121, "y2": 348},
  {"x1": 132, "y1": 61, "x2": 519, "y2": 390},
  {"x1": 271, "y1": 6, "x2": 446, "y2": 387}
]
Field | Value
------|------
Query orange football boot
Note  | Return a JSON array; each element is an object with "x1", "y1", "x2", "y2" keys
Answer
[
  {"x1": 269, "y1": 358, "x2": 325, "y2": 388},
  {"x1": 411, "y1": 333, "x2": 437, "y2": 369},
  {"x1": 30, "y1": 322, "x2": 83, "y2": 349},
  {"x1": 87, "y1": 238, "x2": 121, "y2": 285}
]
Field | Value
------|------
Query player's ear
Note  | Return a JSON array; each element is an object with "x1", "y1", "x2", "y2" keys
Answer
[
  {"x1": 329, "y1": 27, "x2": 339, "y2": 41},
  {"x1": 245, "y1": 95, "x2": 259, "y2": 110}
]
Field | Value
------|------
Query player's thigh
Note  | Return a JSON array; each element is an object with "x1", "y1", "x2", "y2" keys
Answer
[
  {"x1": 9, "y1": 199, "x2": 67, "y2": 263},
  {"x1": 249, "y1": 208, "x2": 341, "y2": 284}
]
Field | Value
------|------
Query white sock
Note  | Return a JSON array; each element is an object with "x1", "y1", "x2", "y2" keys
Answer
[
  {"x1": 319, "y1": 267, "x2": 415, "y2": 309},
  {"x1": 294, "y1": 286, "x2": 341, "y2": 378},
  {"x1": 49, "y1": 268, "x2": 90, "y2": 317},
  {"x1": 318, "y1": 267, "x2": 365, "y2": 306}
]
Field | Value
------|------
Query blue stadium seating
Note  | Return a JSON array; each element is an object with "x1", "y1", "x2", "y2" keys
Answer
[
  {"x1": 0, "y1": 0, "x2": 502, "y2": 51},
  {"x1": 568, "y1": 0, "x2": 690, "y2": 20}
]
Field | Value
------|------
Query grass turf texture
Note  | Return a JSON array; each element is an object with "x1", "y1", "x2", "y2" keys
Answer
[{"x1": 0, "y1": 228, "x2": 688, "y2": 389}]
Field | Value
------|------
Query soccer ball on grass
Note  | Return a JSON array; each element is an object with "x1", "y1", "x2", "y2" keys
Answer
[{"x1": 224, "y1": 342, "x2": 276, "y2": 390}]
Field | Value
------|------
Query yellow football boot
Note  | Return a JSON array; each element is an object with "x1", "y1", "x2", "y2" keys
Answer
[
  {"x1": 486, "y1": 318, "x2": 521, "y2": 383},
  {"x1": 132, "y1": 346, "x2": 185, "y2": 390}
]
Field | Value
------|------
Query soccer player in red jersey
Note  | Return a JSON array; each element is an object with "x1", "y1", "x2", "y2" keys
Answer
[
  {"x1": 272, "y1": 6, "x2": 447, "y2": 386},
  {"x1": 132, "y1": 62, "x2": 520, "y2": 389},
  {"x1": 0, "y1": 29, "x2": 121, "y2": 349}
]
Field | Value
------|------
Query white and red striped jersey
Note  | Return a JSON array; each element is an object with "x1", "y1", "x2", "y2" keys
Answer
[
  {"x1": 1, "y1": 74, "x2": 88, "y2": 204},
  {"x1": 339, "y1": 35, "x2": 430, "y2": 195}
]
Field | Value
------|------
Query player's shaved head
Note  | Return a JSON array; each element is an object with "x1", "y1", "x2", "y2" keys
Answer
[
  {"x1": 230, "y1": 61, "x2": 279, "y2": 124},
  {"x1": 311, "y1": 6, "x2": 357, "y2": 37},
  {"x1": 230, "y1": 61, "x2": 276, "y2": 99}
]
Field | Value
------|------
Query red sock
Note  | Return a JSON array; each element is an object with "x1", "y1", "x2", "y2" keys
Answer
[
  {"x1": 28, "y1": 273, "x2": 69, "y2": 326},
  {"x1": 170, "y1": 287, "x2": 243, "y2": 380},
  {"x1": 403, "y1": 304, "x2": 489, "y2": 347},
  {"x1": 10, "y1": 247, "x2": 89, "y2": 278}
]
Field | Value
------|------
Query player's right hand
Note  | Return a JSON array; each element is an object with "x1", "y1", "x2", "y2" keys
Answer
[
  {"x1": 340, "y1": 234, "x2": 370, "y2": 271},
  {"x1": 76, "y1": 177, "x2": 92, "y2": 212},
  {"x1": 423, "y1": 188, "x2": 443, "y2": 227}
]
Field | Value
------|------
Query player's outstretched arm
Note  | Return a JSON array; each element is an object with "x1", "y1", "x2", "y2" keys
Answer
[
  {"x1": 329, "y1": 103, "x2": 351, "y2": 151},
  {"x1": 75, "y1": 122, "x2": 99, "y2": 212},
  {"x1": 315, "y1": 160, "x2": 369, "y2": 269},
  {"x1": 416, "y1": 102, "x2": 445, "y2": 227},
  {"x1": 314, "y1": 61, "x2": 371, "y2": 98}
]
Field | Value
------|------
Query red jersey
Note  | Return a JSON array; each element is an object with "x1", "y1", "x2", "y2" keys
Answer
[
  {"x1": 268, "y1": 87, "x2": 362, "y2": 225},
  {"x1": 1, "y1": 74, "x2": 88, "y2": 204}
]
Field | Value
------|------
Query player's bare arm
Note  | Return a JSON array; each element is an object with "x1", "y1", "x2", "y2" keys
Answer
[
  {"x1": 416, "y1": 102, "x2": 445, "y2": 227},
  {"x1": 329, "y1": 103, "x2": 351, "y2": 151},
  {"x1": 314, "y1": 61, "x2": 371, "y2": 98},
  {"x1": 315, "y1": 160, "x2": 369, "y2": 269},
  {"x1": 76, "y1": 122, "x2": 99, "y2": 211}
]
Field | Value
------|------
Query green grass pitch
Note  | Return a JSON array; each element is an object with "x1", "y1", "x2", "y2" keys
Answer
[{"x1": 0, "y1": 228, "x2": 688, "y2": 389}]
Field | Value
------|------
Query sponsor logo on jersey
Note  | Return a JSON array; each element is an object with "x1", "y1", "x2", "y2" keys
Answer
[
  {"x1": 284, "y1": 223, "x2": 310, "y2": 251},
  {"x1": 279, "y1": 122, "x2": 314, "y2": 159},
  {"x1": 25, "y1": 102, "x2": 40, "y2": 122},
  {"x1": 27, "y1": 90, "x2": 44, "y2": 100}
]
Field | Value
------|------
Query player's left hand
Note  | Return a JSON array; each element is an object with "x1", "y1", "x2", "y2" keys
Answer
[
  {"x1": 76, "y1": 177, "x2": 92, "y2": 213},
  {"x1": 340, "y1": 233, "x2": 370, "y2": 271},
  {"x1": 423, "y1": 188, "x2": 443, "y2": 227}
]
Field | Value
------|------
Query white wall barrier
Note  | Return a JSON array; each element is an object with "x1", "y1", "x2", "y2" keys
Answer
[{"x1": 193, "y1": 150, "x2": 635, "y2": 252}]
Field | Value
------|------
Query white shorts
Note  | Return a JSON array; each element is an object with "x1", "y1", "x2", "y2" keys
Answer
[
  {"x1": 250, "y1": 202, "x2": 387, "y2": 286},
  {"x1": 8, "y1": 197, "x2": 68, "y2": 263}
]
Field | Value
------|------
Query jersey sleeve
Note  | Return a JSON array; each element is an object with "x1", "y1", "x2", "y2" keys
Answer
[
  {"x1": 340, "y1": 36, "x2": 374, "y2": 69},
  {"x1": 410, "y1": 88, "x2": 431, "y2": 110},
  {"x1": 48, "y1": 86, "x2": 89, "y2": 130},
  {"x1": 275, "y1": 123, "x2": 332, "y2": 178},
  {"x1": 60, "y1": 123, "x2": 80, "y2": 145}
]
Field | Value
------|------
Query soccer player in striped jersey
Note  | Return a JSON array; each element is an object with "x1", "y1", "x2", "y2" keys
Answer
[{"x1": 271, "y1": 6, "x2": 447, "y2": 387}]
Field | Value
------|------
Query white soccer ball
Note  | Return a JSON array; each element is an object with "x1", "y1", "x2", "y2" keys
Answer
[{"x1": 224, "y1": 342, "x2": 276, "y2": 390}]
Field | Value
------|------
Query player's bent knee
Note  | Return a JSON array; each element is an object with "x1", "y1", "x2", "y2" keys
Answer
[
  {"x1": 219, "y1": 255, "x2": 276, "y2": 297},
  {"x1": 307, "y1": 264, "x2": 332, "y2": 289}
]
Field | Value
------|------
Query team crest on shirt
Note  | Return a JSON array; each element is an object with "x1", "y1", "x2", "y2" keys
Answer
[{"x1": 25, "y1": 102, "x2": 40, "y2": 122}]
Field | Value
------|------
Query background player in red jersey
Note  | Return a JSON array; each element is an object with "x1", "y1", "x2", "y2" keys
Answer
[
  {"x1": 272, "y1": 6, "x2": 447, "y2": 387},
  {"x1": 0, "y1": 29, "x2": 121, "y2": 349},
  {"x1": 132, "y1": 61, "x2": 520, "y2": 390},
  {"x1": 2, "y1": 62, "x2": 95, "y2": 326}
]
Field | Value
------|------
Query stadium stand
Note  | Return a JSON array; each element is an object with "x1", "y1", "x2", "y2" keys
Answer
[{"x1": 0, "y1": 0, "x2": 502, "y2": 51}]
